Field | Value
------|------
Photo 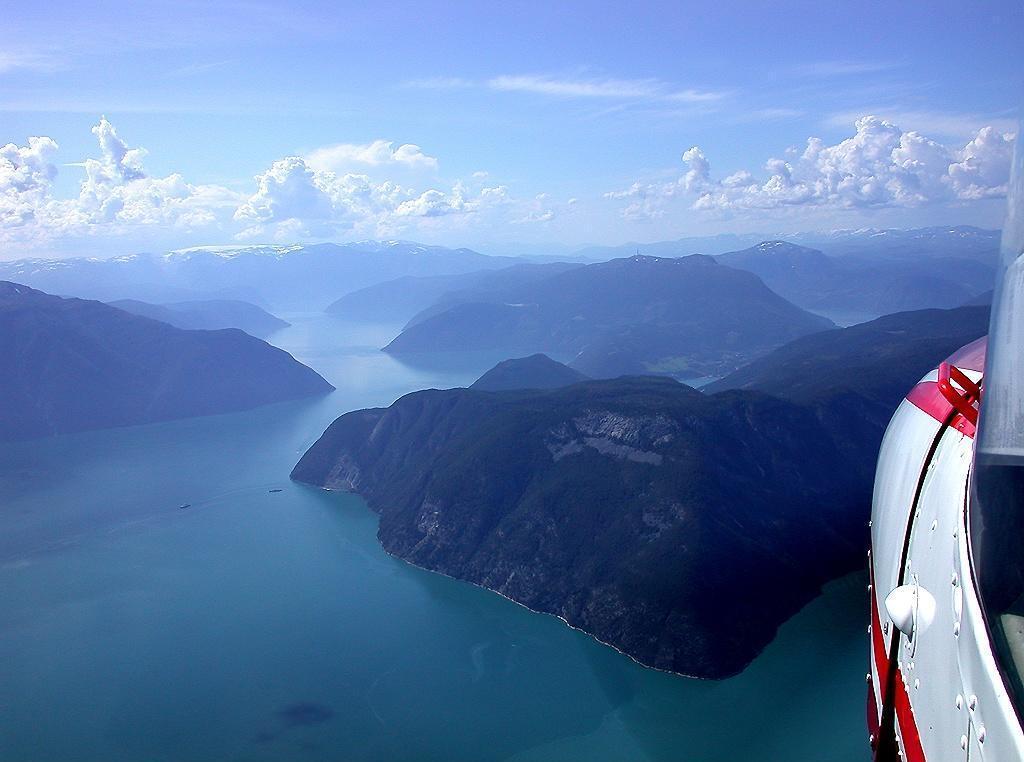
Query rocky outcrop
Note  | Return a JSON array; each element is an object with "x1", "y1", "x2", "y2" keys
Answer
[
  {"x1": 292, "y1": 305, "x2": 990, "y2": 679},
  {"x1": 292, "y1": 377, "x2": 865, "y2": 678}
]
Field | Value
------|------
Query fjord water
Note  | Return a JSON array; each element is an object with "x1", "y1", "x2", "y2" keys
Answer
[{"x1": 0, "y1": 315, "x2": 869, "y2": 762}]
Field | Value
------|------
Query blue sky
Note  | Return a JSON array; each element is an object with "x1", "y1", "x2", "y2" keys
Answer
[{"x1": 1, "y1": 0, "x2": 1021, "y2": 258}]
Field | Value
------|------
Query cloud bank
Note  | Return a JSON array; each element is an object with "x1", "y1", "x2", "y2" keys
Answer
[
  {"x1": 0, "y1": 118, "x2": 555, "y2": 253},
  {"x1": 0, "y1": 114, "x2": 1013, "y2": 255},
  {"x1": 607, "y1": 116, "x2": 1014, "y2": 220}
]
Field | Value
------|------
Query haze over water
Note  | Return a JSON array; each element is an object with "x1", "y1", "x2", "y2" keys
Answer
[{"x1": 0, "y1": 315, "x2": 869, "y2": 761}]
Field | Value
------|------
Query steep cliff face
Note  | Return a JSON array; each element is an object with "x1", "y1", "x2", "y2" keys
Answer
[
  {"x1": 292, "y1": 377, "x2": 865, "y2": 678},
  {"x1": 292, "y1": 304, "x2": 991, "y2": 679}
]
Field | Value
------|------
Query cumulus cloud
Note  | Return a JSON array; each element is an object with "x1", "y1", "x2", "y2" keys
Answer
[
  {"x1": 0, "y1": 118, "x2": 552, "y2": 251},
  {"x1": 607, "y1": 116, "x2": 1015, "y2": 219},
  {"x1": 234, "y1": 156, "x2": 340, "y2": 237},
  {"x1": 395, "y1": 187, "x2": 469, "y2": 218},
  {"x1": 89, "y1": 117, "x2": 147, "y2": 182},
  {"x1": 948, "y1": 127, "x2": 1015, "y2": 200},
  {"x1": 306, "y1": 139, "x2": 438, "y2": 172},
  {"x1": 0, "y1": 135, "x2": 59, "y2": 227},
  {"x1": 2, "y1": 118, "x2": 238, "y2": 244},
  {"x1": 233, "y1": 157, "x2": 519, "y2": 240},
  {"x1": 68, "y1": 118, "x2": 239, "y2": 231}
]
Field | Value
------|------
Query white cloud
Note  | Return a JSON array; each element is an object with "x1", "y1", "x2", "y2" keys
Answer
[
  {"x1": 234, "y1": 156, "x2": 340, "y2": 237},
  {"x1": 84, "y1": 116, "x2": 148, "y2": 185},
  {"x1": 607, "y1": 116, "x2": 1016, "y2": 219},
  {"x1": 71, "y1": 118, "x2": 238, "y2": 229},
  {"x1": 513, "y1": 209, "x2": 555, "y2": 224},
  {"x1": 489, "y1": 75, "x2": 663, "y2": 99},
  {"x1": 0, "y1": 135, "x2": 59, "y2": 227},
  {"x1": 793, "y1": 60, "x2": 898, "y2": 78},
  {"x1": 948, "y1": 127, "x2": 1015, "y2": 200},
  {"x1": 0, "y1": 118, "x2": 557, "y2": 251},
  {"x1": 510, "y1": 192, "x2": 556, "y2": 224},
  {"x1": 0, "y1": 49, "x2": 62, "y2": 74},
  {"x1": 1, "y1": 118, "x2": 240, "y2": 245},
  {"x1": 234, "y1": 161, "x2": 522, "y2": 240},
  {"x1": 664, "y1": 89, "x2": 727, "y2": 103},
  {"x1": 487, "y1": 74, "x2": 724, "y2": 103},
  {"x1": 306, "y1": 139, "x2": 438, "y2": 172},
  {"x1": 826, "y1": 109, "x2": 1017, "y2": 140},
  {"x1": 395, "y1": 188, "x2": 468, "y2": 218}
]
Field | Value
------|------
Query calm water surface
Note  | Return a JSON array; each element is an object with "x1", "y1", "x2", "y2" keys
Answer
[{"x1": 0, "y1": 315, "x2": 869, "y2": 761}]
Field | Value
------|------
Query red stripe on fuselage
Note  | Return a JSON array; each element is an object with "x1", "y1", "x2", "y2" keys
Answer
[
  {"x1": 870, "y1": 564, "x2": 927, "y2": 762},
  {"x1": 904, "y1": 339, "x2": 985, "y2": 437},
  {"x1": 905, "y1": 382, "x2": 976, "y2": 438},
  {"x1": 893, "y1": 666, "x2": 927, "y2": 762}
]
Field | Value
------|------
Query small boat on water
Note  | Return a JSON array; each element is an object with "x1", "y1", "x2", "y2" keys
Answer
[
  {"x1": 269, "y1": 489, "x2": 283, "y2": 493},
  {"x1": 178, "y1": 503, "x2": 191, "y2": 510}
]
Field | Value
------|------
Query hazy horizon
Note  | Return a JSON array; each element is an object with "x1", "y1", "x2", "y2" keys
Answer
[
  {"x1": 2, "y1": 1, "x2": 1020, "y2": 260},
  {"x1": 0, "y1": 225, "x2": 1006, "y2": 265}
]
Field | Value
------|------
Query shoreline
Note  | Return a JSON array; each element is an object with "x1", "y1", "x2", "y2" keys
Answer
[{"x1": 311, "y1": 482, "x2": 850, "y2": 683}]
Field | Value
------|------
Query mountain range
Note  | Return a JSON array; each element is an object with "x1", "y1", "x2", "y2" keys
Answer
[
  {"x1": 0, "y1": 282, "x2": 332, "y2": 441},
  {"x1": 575, "y1": 225, "x2": 999, "y2": 264},
  {"x1": 326, "y1": 262, "x2": 583, "y2": 325},
  {"x1": 715, "y1": 241, "x2": 992, "y2": 322},
  {"x1": 0, "y1": 227, "x2": 996, "y2": 317},
  {"x1": 384, "y1": 254, "x2": 833, "y2": 379},
  {"x1": 292, "y1": 304, "x2": 991, "y2": 678},
  {"x1": 0, "y1": 242, "x2": 517, "y2": 311}
]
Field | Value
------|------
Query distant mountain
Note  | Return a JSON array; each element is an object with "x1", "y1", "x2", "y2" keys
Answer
[
  {"x1": 707, "y1": 306, "x2": 991, "y2": 402},
  {"x1": 575, "y1": 226, "x2": 1000, "y2": 266},
  {"x1": 109, "y1": 299, "x2": 289, "y2": 338},
  {"x1": 292, "y1": 303, "x2": 990, "y2": 680},
  {"x1": 0, "y1": 241, "x2": 517, "y2": 311},
  {"x1": 0, "y1": 282, "x2": 333, "y2": 441},
  {"x1": 326, "y1": 261, "x2": 583, "y2": 325},
  {"x1": 292, "y1": 376, "x2": 863, "y2": 678},
  {"x1": 325, "y1": 272, "x2": 486, "y2": 323},
  {"x1": 963, "y1": 289, "x2": 994, "y2": 306},
  {"x1": 792, "y1": 225, "x2": 999, "y2": 263},
  {"x1": 715, "y1": 241, "x2": 992, "y2": 321},
  {"x1": 470, "y1": 354, "x2": 589, "y2": 391},
  {"x1": 707, "y1": 305, "x2": 991, "y2": 469},
  {"x1": 572, "y1": 233, "x2": 766, "y2": 261},
  {"x1": 402, "y1": 261, "x2": 589, "y2": 328},
  {"x1": 386, "y1": 255, "x2": 833, "y2": 379}
]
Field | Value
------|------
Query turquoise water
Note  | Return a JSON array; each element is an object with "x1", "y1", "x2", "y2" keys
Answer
[{"x1": 0, "y1": 315, "x2": 870, "y2": 761}]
